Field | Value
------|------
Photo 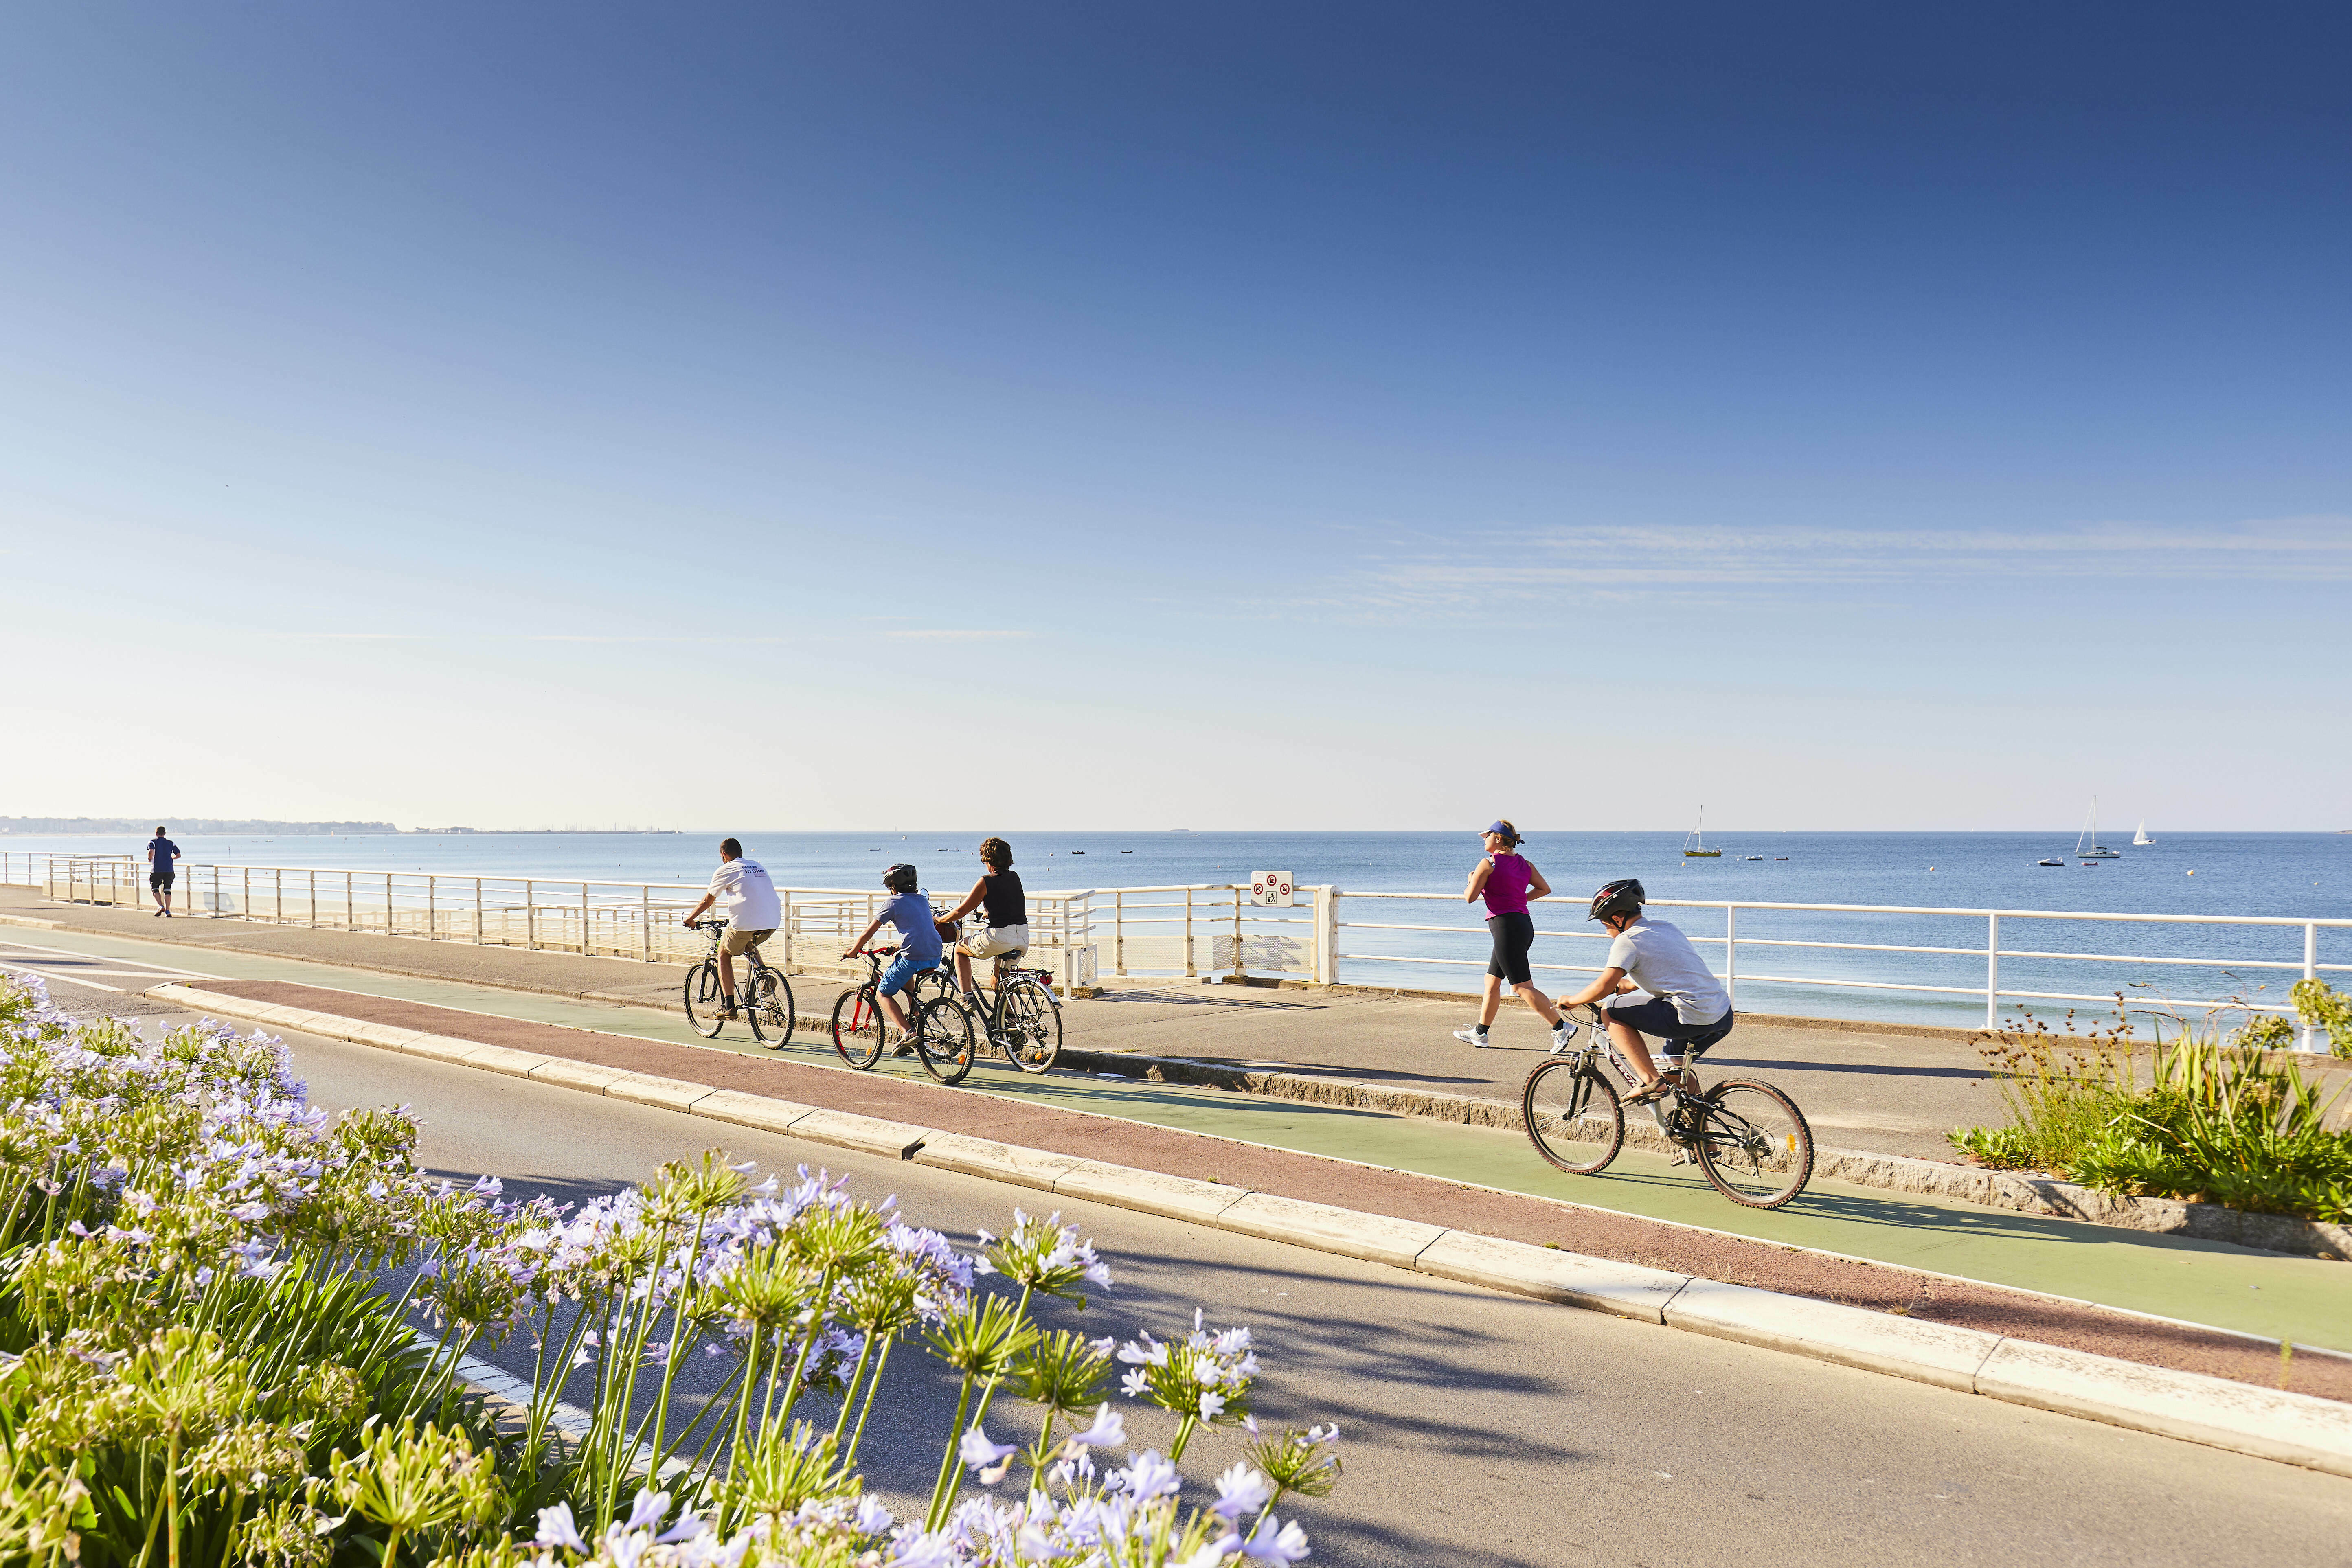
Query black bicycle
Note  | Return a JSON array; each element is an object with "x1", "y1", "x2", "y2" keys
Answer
[
  {"x1": 935, "y1": 944, "x2": 1063, "y2": 1074},
  {"x1": 829, "y1": 947, "x2": 975, "y2": 1085},
  {"x1": 683, "y1": 919, "x2": 795, "y2": 1047},
  {"x1": 1521, "y1": 1004, "x2": 1814, "y2": 1208}
]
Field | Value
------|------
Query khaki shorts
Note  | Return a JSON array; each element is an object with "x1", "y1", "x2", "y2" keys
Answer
[
  {"x1": 959, "y1": 923, "x2": 1029, "y2": 960},
  {"x1": 720, "y1": 927, "x2": 774, "y2": 957}
]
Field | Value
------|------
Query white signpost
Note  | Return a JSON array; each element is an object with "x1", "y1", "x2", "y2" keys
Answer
[{"x1": 1250, "y1": 871, "x2": 1294, "y2": 907}]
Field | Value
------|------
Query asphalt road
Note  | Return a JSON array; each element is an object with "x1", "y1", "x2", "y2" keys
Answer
[{"x1": 168, "y1": 1012, "x2": 2350, "y2": 1568}]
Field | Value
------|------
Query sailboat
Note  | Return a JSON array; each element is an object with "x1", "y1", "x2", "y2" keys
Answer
[
  {"x1": 1683, "y1": 807, "x2": 1723, "y2": 857},
  {"x1": 2076, "y1": 796, "x2": 2121, "y2": 860},
  {"x1": 2132, "y1": 820, "x2": 2155, "y2": 846}
]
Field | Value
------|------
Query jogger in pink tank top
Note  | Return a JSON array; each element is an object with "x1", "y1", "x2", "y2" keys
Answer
[{"x1": 1455, "y1": 820, "x2": 1572, "y2": 1049}]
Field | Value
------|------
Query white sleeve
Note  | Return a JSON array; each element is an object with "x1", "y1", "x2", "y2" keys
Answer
[{"x1": 1606, "y1": 932, "x2": 1638, "y2": 974}]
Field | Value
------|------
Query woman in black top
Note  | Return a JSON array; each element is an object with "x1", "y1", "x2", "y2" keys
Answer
[{"x1": 943, "y1": 837, "x2": 1030, "y2": 997}]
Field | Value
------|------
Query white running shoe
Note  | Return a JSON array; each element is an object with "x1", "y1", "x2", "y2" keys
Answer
[{"x1": 1450, "y1": 1028, "x2": 1488, "y2": 1047}]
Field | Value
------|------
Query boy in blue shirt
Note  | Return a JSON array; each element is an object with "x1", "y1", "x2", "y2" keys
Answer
[{"x1": 842, "y1": 862, "x2": 944, "y2": 1045}]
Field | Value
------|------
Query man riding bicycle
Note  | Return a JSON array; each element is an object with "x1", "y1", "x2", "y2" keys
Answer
[
  {"x1": 1556, "y1": 878, "x2": 1733, "y2": 1105},
  {"x1": 842, "y1": 862, "x2": 943, "y2": 1047},
  {"x1": 681, "y1": 838, "x2": 781, "y2": 1020}
]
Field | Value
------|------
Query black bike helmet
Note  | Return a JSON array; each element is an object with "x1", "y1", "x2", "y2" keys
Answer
[
  {"x1": 1587, "y1": 877, "x2": 1645, "y2": 924},
  {"x1": 882, "y1": 862, "x2": 918, "y2": 893}
]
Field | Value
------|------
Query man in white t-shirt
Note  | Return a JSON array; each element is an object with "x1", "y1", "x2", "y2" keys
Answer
[
  {"x1": 682, "y1": 838, "x2": 783, "y2": 1018},
  {"x1": 1556, "y1": 877, "x2": 1733, "y2": 1104}
]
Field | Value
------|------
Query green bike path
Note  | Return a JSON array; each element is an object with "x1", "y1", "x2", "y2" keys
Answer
[{"x1": 10, "y1": 921, "x2": 2348, "y2": 1352}]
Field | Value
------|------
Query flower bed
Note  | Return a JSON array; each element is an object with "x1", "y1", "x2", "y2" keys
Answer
[{"x1": 0, "y1": 975, "x2": 1342, "y2": 1565}]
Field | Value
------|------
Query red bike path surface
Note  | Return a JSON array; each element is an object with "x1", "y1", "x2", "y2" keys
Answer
[{"x1": 192, "y1": 976, "x2": 2352, "y2": 1404}]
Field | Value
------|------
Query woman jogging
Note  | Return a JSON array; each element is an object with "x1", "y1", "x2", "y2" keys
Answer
[{"x1": 1454, "y1": 820, "x2": 1573, "y2": 1050}]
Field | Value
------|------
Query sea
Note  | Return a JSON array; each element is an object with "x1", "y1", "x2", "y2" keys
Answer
[{"x1": 8, "y1": 829, "x2": 2348, "y2": 1033}]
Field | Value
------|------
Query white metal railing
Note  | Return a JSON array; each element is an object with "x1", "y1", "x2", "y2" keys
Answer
[
  {"x1": 13, "y1": 852, "x2": 2348, "y2": 1046},
  {"x1": 1333, "y1": 892, "x2": 2351, "y2": 1050}
]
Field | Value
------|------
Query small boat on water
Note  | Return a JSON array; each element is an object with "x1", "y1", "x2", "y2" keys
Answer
[
  {"x1": 2076, "y1": 796, "x2": 2121, "y2": 860},
  {"x1": 1744, "y1": 855, "x2": 1764, "y2": 861},
  {"x1": 2038, "y1": 857, "x2": 2064, "y2": 866},
  {"x1": 2133, "y1": 820, "x2": 2155, "y2": 846},
  {"x1": 1683, "y1": 807, "x2": 1723, "y2": 857}
]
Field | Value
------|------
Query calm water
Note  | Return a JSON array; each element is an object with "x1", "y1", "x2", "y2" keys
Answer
[{"x1": 10, "y1": 829, "x2": 2348, "y2": 1029}]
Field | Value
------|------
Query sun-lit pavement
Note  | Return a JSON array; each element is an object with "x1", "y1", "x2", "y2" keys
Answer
[
  {"x1": 177, "y1": 1012, "x2": 2352, "y2": 1568},
  {"x1": 7, "y1": 900, "x2": 2349, "y2": 1356}
]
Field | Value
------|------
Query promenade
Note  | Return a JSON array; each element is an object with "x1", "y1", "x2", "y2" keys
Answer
[{"x1": 7, "y1": 880, "x2": 2349, "y2": 1379}]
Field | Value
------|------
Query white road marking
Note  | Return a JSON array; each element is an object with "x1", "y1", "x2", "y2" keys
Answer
[{"x1": 2, "y1": 965, "x2": 124, "y2": 993}]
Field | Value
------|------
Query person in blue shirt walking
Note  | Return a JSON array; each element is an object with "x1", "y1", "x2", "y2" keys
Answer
[
  {"x1": 145, "y1": 826, "x2": 182, "y2": 918},
  {"x1": 841, "y1": 862, "x2": 943, "y2": 1050}
]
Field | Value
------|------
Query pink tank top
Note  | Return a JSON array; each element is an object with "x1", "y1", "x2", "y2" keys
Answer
[{"x1": 1482, "y1": 853, "x2": 1532, "y2": 917}]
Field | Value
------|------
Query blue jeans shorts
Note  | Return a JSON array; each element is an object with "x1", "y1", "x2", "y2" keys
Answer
[
  {"x1": 877, "y1": 953, "x2": 939, "y2": 998},
  {"x1": 1602, "y1": 998, "x2": 1734, "y2": 1059}
]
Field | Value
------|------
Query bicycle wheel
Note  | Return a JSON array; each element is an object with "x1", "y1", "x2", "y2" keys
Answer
[
  {"x1": 913, "y1": 996, "x2": 976, "y2": 1086},
  {"x1": 1693, "y1": 1080, "x2": 1814, "y2": 1209},
  {"x1": 1522, "y1": 1059, "x2": 1624, "y2": 1175},
  {"x1": 683, "y1": 960, "x2": 728, "y2": 1039},
  {"x1": 830, "y1": 986, "x2": 884, "y2": 1069},
  {"x1": 996, "y1": 976, "x2": 1063, "y2": 1074},
  {"x1": 747, "y1": 967, "x2": 796, "y2": 1049},
  {"x1": 911, "y1": 963, "x2": 956, "y2": 1013}
]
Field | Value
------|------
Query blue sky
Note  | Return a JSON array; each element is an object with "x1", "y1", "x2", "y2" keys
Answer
[{"x1": 3, "y1": 3, "x2": 2346, "y2": 831}]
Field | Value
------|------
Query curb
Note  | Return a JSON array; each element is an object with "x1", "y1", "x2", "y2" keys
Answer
[
  {"x1": 1051, "y1": 1045, "x2": 2352, "y2": 1261},
  {"x1": 147, "y1": 981, "x2": 2352, "y2": 1478}
]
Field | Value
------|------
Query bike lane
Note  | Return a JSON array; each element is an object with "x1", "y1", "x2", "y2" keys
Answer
[{"x1": 9, "y1": 919, "x2": 2348, "y2": 1357}]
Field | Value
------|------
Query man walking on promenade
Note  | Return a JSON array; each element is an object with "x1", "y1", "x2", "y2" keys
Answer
[
  {"x1": 145, "y1": 825, "x2": 181, "y2": 917},
  {"x1": 681, "y1": 838, "x2": 781, "y2": 1020}
]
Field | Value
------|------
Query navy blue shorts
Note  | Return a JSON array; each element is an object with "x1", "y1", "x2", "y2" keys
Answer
[{"x1": 1602, "y1": 998, "x2": 1733, "y2": 1057}]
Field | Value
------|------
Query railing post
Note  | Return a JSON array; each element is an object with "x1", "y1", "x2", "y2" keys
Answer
[
  {"x1": 526, "y1": 880, "x2": 537, "y2": 950},
  {"x1": 426, "y1": 876, "x2": 437, "y2": 940},
  {"x1": 244, "y1": 866, "x2": 252, "y2": 921},
  {"x1": 345, "y1": 871, "x2": 353, "y2": 928},
  {"x1": 1184, "y1": 887, "x2": 1196, "y2": 978},
  {"x1": 1723, "y1": 904, "x2": 1737, "y2": 1007},
  {"x1": 643, "y1": 884, "x2": 654, "y2": 963},
  {"x1": 1115, "y1": 890, "x2": 1126, "y2": 977},
  {"x1": 1231, "y1": 885, "x2": 1246, "y2": 977},
  {"x1": 580, "y1": 881, "x2": 590, "y2": 956},
  {"x1": 1986, "y1": 912, "x2": 2001, "y2": 1031},
  {"x1": 1315, "y1": 886, "x2": 1338, "y2": 985},
  {"x1": 2304, "y1": 922, "x2": 2319, "y2": 1053},
  {"x1": 309, "y1": 869, "x2": 317, "y2": 927},
  {"x1": 476, "y1": 878, "x2": 485, "y2": 944}
]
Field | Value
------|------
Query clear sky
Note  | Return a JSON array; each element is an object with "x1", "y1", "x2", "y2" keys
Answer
[{"x1": 3, "y1": 4, "x2": 2346, "y2": 831}]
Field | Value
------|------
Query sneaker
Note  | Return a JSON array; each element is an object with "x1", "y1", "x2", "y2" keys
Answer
[
  {"x1": 1547, "y1": 1033, "x2": 1578, "y2": 1058},
  {"x1": 716, "y1": 1005, "x2": 739, "y2": 1021},
  {"x1": 1450, "y1": 1028, "x2": 1489, "y2": 1047}
]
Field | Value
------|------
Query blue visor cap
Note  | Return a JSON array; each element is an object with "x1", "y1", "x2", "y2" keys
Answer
[{"x1": 1484, "y1": 821, "x2": 1512, "y2": 836}]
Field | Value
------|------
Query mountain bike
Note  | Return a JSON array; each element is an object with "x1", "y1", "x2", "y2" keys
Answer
[
  {"x1": 1520, "y1": 1004, "x2": 1814, "y2": 1208},
  {"x1": 830, "y1": 947, "x2": 975, "y2": 1085},
  {"x1": 933, "y1": 945, "x2": 1064, "y2": 1074},
  {"x1": 682, "y1": 919, "x2": 795, "y2": 1048}
]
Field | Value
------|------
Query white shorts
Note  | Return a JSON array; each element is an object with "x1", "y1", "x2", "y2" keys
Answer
[{"x1": 960, "y1": 924, "x2": 1029, "y2": 959}]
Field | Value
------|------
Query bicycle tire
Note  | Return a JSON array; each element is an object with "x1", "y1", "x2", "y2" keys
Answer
[
  {"x1": 914, "y1": 995, "x2": 976, "y2": 1086},
  {"x1": 683, "y1": 960, "x2": 728, "y2": 1039},
  {"x1": 747, "y1": 967, "x2": 796, "y2": 1050},
  {"x1": 996, "y1": 976, "x2": 1062, "y2": 1074},
  {"x1": 831, "y1": 986, "x2": 885, "y2": 1070},
  {"x1": 1692, "y1": 1080, "x2": 1814, "y2": 1209},
  {"x1": 1522, "y1": 1059, "x2": 1624, "y2": 1175}
]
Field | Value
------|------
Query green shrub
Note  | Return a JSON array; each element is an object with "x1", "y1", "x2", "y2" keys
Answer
[{"x1": 2293, "y1": 978, "x2": 2352, "y2": 1059}]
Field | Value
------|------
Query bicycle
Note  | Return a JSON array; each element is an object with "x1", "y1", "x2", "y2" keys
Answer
[
  {"x1": 1520, "y1": 1004, "x2": 1814, "y2": 1208},
  {"x1": 682, "y1": 919, "x2": 796, "y2": 1048},
  {"x1": 829, "y1": 947, "x2": 976, "y2": 1085},
  {"x1": 932, "y1": 944, "x2": 1064, "y2": 1074}
]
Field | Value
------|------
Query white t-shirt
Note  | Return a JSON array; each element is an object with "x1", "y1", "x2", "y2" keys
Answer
[
  {"x1": 1605, "y1": 918, "x2": 1729, "y2": 1024},
  {"x1": 706, "y1": 857, "x2": 782, "y2": 931}
]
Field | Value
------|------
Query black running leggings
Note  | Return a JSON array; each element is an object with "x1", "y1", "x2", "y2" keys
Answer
[{"x1": 1485, "y1": 911, "x2": 1535, "y2": 986}]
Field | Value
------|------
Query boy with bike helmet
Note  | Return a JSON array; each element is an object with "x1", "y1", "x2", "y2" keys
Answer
[
  {"x1": 842, "y1": 862, "x2": 945, "y2": 1046},
  {"x1": 1557, "y1": 878, "x2": 1733, "y2": 1104}
]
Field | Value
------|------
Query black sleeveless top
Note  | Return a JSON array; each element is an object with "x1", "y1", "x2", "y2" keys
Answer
[{"x1": 981, "y1": 870, "x2": 1026, "y2": 928}]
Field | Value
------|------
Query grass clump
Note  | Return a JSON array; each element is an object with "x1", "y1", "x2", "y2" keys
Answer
[{"x1": 1952, "y1": 997, "x2": 2352, "y2": 1223}]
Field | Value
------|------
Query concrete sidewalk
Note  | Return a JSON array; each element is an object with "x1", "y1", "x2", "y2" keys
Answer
[{"x1": 0, "y1": 883, "x2": 2016, "y2": 1159}]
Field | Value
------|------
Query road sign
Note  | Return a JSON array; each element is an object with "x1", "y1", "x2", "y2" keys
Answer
[{"x1": 1250, "y1": 870, "x2": 1294, "y2": 907}]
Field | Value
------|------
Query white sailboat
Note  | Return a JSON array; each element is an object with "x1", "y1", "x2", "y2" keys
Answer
[
  {"x1": 2076, "y1": 796, "x2": 2121, "y2": 860},
  {"x1": 2132, "y1": 820, "x2": 2155, "y2": 846}
]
